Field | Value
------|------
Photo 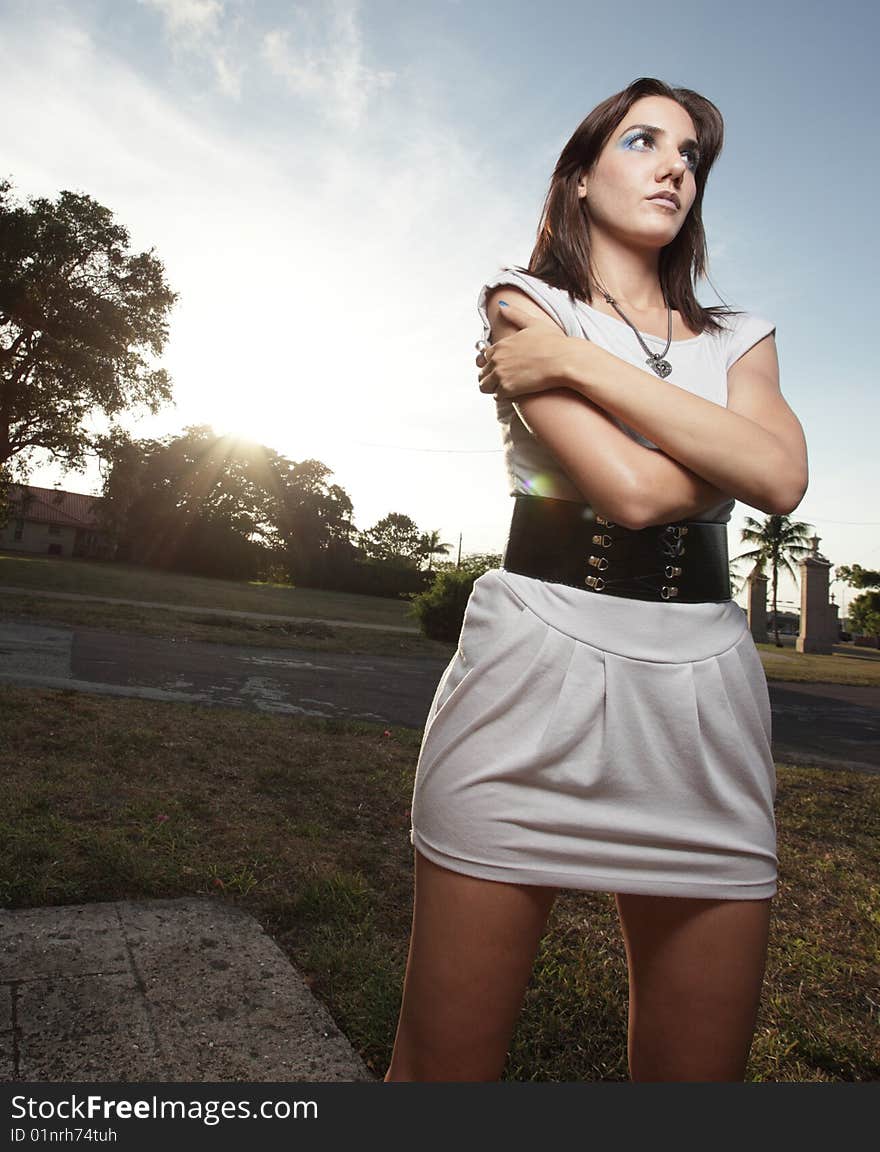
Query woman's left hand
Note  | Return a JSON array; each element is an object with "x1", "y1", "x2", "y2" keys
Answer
[{"x1": 477, "y1": 303, "x2": 573, "y2": 399}]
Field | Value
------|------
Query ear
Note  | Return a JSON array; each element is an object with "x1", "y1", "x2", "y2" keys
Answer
[{"x1": 577, "y1": 171, "x2": 588, "y2": 199}]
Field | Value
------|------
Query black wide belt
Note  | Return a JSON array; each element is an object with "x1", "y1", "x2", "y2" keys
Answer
[{"x1": 501, "y1": 495, "x2": 731, "y2": 603}]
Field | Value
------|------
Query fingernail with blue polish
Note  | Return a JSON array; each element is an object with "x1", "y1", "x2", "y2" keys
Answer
[{"x1": 498, "y1": 300, "x2": 508, "y2": 308}]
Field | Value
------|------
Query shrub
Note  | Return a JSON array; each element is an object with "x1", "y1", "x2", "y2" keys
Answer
[
  {"x1": 434, "y1": 551, "x2": 502, "y2": 579},
  {"x1": 407, "y1": 568, "x2": 478, "y2": 642}
]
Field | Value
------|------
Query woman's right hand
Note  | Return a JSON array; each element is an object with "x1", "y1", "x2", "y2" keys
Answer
[{"x1": 477, "y1": 315, "x2": 574, "y2": 400}]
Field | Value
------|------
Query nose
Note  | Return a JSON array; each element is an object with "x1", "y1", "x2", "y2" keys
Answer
[{"x1": 659, "y1": 152, "x2": 687, "y2": 182}]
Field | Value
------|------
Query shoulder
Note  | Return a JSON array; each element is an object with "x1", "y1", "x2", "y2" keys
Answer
[
  {"x1": 483, "y1": 285, "x2": 565, "y2": 341},
  {"x1": 477, "y1": 266, "x2": 583, "y2": 340},
  {"x1": 713, "y1": 309, "x2": 777, "y2": 371}
]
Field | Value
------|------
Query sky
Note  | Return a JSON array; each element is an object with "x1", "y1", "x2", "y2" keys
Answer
[{"x1": 1, "y1": 0, "x2": 876, "y2": 615}]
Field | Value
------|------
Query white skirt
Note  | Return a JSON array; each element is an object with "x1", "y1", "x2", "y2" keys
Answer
[{"x1": 409, "y1": 569, "x2": 777, "y2": 900}]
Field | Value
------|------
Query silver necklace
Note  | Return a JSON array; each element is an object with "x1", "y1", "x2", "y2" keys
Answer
[{"x1": 596, "y1": 288, "x2": 674, "y2": 378}]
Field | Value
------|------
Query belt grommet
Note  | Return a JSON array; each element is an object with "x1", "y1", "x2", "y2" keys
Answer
[
  {"x1": 585, "y1": 575, "x2": 605, "y2": 591},
  {"x1": 588, "y1": 554, "x2": 609, "y2": 571},
  {"x1": 596, "y1": 515, "x2": 617, "y2": 528},
  {"x1": 591, "y1": 533, "x2": 612, "y2": 548},
  {"x1": 661, "y1": 585, "x2": 679, "y2": 599},
  {"x1": 665, "y1": 565, "x2": 682, "y2": 578}
]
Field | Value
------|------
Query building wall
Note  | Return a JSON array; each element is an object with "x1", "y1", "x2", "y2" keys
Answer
[{"x1": 0, "y1": 518, "x2": 76, "y2": 557}]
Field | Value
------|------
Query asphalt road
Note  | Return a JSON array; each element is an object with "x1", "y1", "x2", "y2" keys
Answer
[
  {"x1": 1, "y1": 617, "x2": 878, "y2": 773},
  {"x1": 0, "y1": 618, "x2": 434, "y2": 727}
]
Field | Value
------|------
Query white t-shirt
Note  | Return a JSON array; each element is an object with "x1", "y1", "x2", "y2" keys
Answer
[{"x1": 477, "y1": 267, "x2": 776, "y2": 524}]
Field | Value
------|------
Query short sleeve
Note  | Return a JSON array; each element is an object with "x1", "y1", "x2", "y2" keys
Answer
[
  {"x1": 725, "y1": 312, "x2": 776, "y2": 371},
  {"x1": 477, "y1": 267, "x2": 584, "y2": 342}
]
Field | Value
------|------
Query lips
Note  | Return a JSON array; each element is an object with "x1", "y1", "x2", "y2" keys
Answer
[{"x1": 648, "y1": 192, "x2": 680, "y2": 209}]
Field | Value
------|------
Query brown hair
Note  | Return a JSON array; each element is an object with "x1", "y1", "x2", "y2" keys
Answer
[{"x1": 524, "y1": 76, "x2": 738, "y2": 335}]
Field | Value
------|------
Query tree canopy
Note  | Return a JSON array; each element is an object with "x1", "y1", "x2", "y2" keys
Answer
[
  {"x1": 96, "y1": 425, "x2": 357, "y2": 582},
  {"x1": 848, "y1": 591, "x2": 880, "y2": 639},
  {"x1": 358, "y1": 512, "x2": 425, "y2": 567},
  {"x1": 835, "y1": 565, "x2": 880, "y2": 640},
  {"x1": 835, "y1": 565, "x2": 880, "y2": 590},
  {"x1": 0, "y1": 179, "x2": 176, "y2": 484},
  {"x1": 267, "y1": 457, "x2": 354, "y2": 584}
]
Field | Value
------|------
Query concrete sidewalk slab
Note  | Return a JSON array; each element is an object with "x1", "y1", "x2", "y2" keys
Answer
[{"x1": 0, "y1": 898, "x2": 376, "y2": 1082}]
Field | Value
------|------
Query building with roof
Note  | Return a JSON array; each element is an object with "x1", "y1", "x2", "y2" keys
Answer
[{"x1": 0, "y1": 484, "x2": 112, "y2": 559}]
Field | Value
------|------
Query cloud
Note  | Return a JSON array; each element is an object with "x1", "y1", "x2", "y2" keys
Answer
[
  {"x1": 142, "y1": 0, "x2": 223, "y2": 37},
  {"x1": 140, "y1": 0, "x2": 242, "y2": 98},
  {"x1": 262, "y1": 1, "x2": 395, "y2": 129},
  {"x1": 0, "y1": 2, "x2": 522, "y2": 546}
]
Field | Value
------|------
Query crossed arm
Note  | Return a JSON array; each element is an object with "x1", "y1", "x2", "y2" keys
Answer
[{"x1": 483, "y1": 287, "x2": 808, "y2": 530}]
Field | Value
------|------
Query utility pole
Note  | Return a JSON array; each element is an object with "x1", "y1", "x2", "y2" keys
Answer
[{"x1": 456, "y1": 532, "x2": 462, "y2": 569}]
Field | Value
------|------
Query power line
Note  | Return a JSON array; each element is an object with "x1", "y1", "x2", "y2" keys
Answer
[
  {"x1": 350, "y1": 441, "x2": 502, "y2": 454},
  {"x1": 804, "y1": 517, "x2": 880, "y2": 526}
]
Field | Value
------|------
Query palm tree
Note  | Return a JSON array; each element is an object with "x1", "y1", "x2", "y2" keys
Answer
[
  {"x1": 729, "y1": 560, "x2": 747, "y2": 599},
  {"x1": 732, "y1": 514, "x2": 814, "y2": 646},
  {"x1": 419, "y1": 529, "x2": 452, "y2": 576}
]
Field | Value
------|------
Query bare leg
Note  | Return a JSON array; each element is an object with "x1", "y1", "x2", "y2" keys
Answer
[
  {"x1": 385, "y1": 848, "x2": 559, "y2": 1081},
  {"x1": 615, "y1": 892, "x2": 773, "y2": 1082}
]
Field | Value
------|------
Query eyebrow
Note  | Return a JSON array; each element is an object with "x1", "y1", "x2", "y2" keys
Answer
[{"x1": 619, "y1": 123, "x2": 700, "y2": 153}]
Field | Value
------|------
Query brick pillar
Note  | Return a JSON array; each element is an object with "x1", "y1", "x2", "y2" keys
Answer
[
  {"x1": 746, "y1": 564, "x2": 768, "y2": 643},
  {"x1": 796, "y1": 535, "x2": 835, "y2": 654},
  {"x1": 828, "y1": 598, "x2": 840, "y2": 642}
]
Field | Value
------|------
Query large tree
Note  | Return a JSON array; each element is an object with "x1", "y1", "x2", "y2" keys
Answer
[
  {"x1": 266, "y1": 458, "x2": 355, "y2": 585},
  {"x1": 733, "y1": 513, "x2": 814, "y2": 646},
  {"x1": 0, "y1": 180, "x2": 176, "y2": 486},
  {"x1": 97, "y1": 427, "x2": 355, "y2": 583},
  {"x1": 835, "y1": 565, "x2": 880, "y2": 641},
  {"x1": 96, "y1": 425, "x2": 278, "y2": 577},
  {"x1": 848, "y1": 592, "x2": 880, "y2": 640},
  {"x1": 835, "y1": 565, "x2": 880, "y2": 590},
  {"x1": 358, "y1": 513, "x2": 424, "y2": 567}
]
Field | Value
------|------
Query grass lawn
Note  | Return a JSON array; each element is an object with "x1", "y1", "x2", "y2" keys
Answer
[
  {"x1": 0, "y1": 552, "x2": 418, "y2": 627},
  {"x1": 754, "y1": 643, "x2": 880, "y2": 687},
  {"x1": 3, "y1": 551, "x2": 880, "y2": 680},
  {"x1": 0, "y1": 592, "x2": 455, "y2": 660},
  {"x1": 1, "y1": 683, "x2": 877, "y2": 1083}
]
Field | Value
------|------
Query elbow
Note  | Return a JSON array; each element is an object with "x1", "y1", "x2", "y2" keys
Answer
[
  {"x1": 766, "y1": 485, "x2": 807, "y2": 516},
  {"x1": 597, "y1": 469, "x2": 657, "y2": 531},
  {"x1": 606, "y1": 495, "x2": 655, "y2": 531},
  {"x1": 570, "y1": 471, "x2": 648, "y2": 530},
  {"x1": 574, "y1": 493, "x2": 647, "y2": 531},
  {"x1": 604, "y1": 480, "x2": 668, "y2": 530},
  {"x1": 613, "y1": 507, "x2": 653, "y2": 531},
  {"x1": 611, "y1": 468, "x2": 678, "y2": 529},
  {"x1": 765, "y1": 464, "x2": 809, "y2": 516}
]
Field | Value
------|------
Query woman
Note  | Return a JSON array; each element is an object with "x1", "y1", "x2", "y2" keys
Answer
[{"x1": 384, "y1": 77, "x2": 808, "y2": 1083}]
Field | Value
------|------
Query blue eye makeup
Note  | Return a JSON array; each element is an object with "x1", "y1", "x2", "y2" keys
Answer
[
  {"x1": 619, "y1": 129, "x2": 700, "y2": 173},
  {"x1": 620, "y1": 130, "x2": 653, "y2": 151}
]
